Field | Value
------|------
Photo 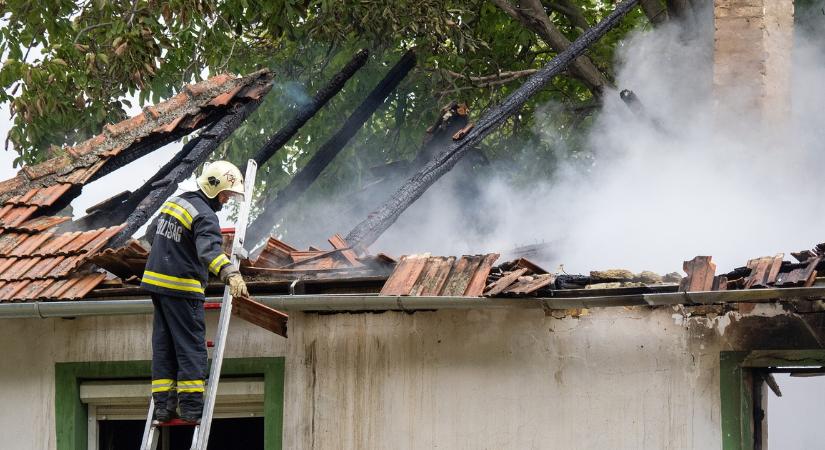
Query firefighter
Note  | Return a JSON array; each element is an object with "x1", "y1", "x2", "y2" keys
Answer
[{"x1": 141, "y1": 160, "x2": 249, "y2": 423}]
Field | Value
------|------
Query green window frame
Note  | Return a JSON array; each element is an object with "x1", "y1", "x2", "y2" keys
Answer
[
  {"x1": 720, "y1": 350, "x2": 825, "y2": 450},
  {"x1": 55, "y1": 357, "x2": 284, "y2": 450}
]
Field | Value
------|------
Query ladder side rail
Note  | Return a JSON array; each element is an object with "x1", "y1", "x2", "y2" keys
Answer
[
  {"x1": 140, "y1": 396, "x2": 155, "y2": 450},
  {"x1": 191, "y1": 159, "x2": 258, "y2": 450}
]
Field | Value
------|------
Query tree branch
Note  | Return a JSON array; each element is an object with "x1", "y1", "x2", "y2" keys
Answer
[
  {"x1": 492, "y1": 0, "x2": 612, "y2": 97},
  {"x1": 441, "y1": 68, "x2": 539, "y2": 84},
  {"x1": 72, "y1": 22, "x2": 113, "y2": 44},
  {"x1": 639, "y1": 0, "x2": 669, "y2": 26},
  {"x1": 543, "y1": 0, "x2": 591, "y2": 32}
]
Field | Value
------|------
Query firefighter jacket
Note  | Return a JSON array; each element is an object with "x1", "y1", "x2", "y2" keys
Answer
[{"x1": 141, "y1": 191, "x2": 232, "y2": 300}]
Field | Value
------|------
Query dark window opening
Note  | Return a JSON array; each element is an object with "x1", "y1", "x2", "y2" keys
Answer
[{"x1": 97, "y1": 417, "x2": 264, "y2": 450}]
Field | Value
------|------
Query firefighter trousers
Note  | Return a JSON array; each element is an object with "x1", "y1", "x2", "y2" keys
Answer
[{"x1": 151, "y1": 293, "x2": 207, "y2": 418}]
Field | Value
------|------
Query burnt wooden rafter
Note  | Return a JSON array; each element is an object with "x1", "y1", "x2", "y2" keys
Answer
[
  {"x1": 345, "y1": 0, "x2": 641, "y2": 249},
  {"x1": 246, "y1": 49, "x2": 417, "y2": 249}
]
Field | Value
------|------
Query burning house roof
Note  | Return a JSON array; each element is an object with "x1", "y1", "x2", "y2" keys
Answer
[{"x1": 0, "y1": 63, "x2": 823, "y2": 317}]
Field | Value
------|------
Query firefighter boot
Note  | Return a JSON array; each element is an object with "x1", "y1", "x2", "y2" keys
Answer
[
  {"x1": 152, "y1": 391, "x2": 178, "y2": 422},
  {"x1": 179, "y1": 392, "x2": 203, "y2": 423}
]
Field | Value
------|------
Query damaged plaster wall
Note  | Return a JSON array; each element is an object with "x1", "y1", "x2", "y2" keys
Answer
[
  {"x1": 283, "y1": 305, "x2": 825, "y2": 450},
  {"x1": 0, "y1": 314, "x2": 286, "y2": 450}
]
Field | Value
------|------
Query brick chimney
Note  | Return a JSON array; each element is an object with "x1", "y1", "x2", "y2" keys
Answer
[{"x1": 713, "y1": 0, "x2": 794, "y2": 122}]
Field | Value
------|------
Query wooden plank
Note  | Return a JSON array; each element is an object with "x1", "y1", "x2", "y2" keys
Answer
[
  {"x1": 411, "y1": 256, "x2": 456, "y2": 296},
  {"x1": 232, "y1": 296, "x2": 288, "y2": 338},
  {"x1": 328, "y1": 233, "x2": 363, "y2": 267},
  {"x1": 503, "y1": 274, "x2": 556, "y2": 295},
  {"x1": 379, "y1": 254, "x2": 430, "y2": 295},
  {"x1": 464, "y1": 253, "x2": 500, "y2": 296},
  {"x1": 679, "y1": 256, "x2": 716, "y2": 292},
  {"x1": 290, "y1": 250, "x2": 327, "y2": 262},
  {"x1": 485, "y1": 268, "x2": 529, "y2": 296},
  {"x1": 440, "y1": 256, "x2": 483, "y2": 296}
]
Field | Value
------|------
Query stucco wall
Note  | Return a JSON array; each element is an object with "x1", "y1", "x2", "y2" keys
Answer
[
  {"x1": 0, "y1": 312, "x2": 286, "y2": 450},
  {"x1": 283, "y1": 307, "x2": 726, "y2": 450}
]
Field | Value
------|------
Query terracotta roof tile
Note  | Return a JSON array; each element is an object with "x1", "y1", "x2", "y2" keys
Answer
[
  {"x1": 0, "y1": 206, "x2": 38, "y2": 228},
  {"x1": 0, "y1": 280, "x2": 27, "y2": 301},
  {"x1": 0, "y1": 257, "x2": 42, "y2": 281},
  {"x1": 20, "y1": 155, "x2": 73, "y2": 181},
  {"x1": 0, "y1": 233, "x2": 30, "y2": 255},
  {"x1": 152, "y1": 91, "x2": 191, "y2": 117},
  {"x1": 66, "y1": 133, "x2": 107, "y2": 158},
  {"x1": 0, "y1": 176, "x2": 27, "y2": 194},
  {"x1": 14, "y1": 278, "x2": 55, "y2": 301},
  {"x1": 58, "y1": 159, "x2": 105, "y2": 185},
  {"x1": 9, "y1": 232, "x2": 53, "y2": 257},
  {"x1": 103, "y1": 112, "x2": 148, "y2": 138},
  {"x1": 13, "y1": 215, "x2": 70, "y2": 233},
  {"x1": 208, "y1": 85, "x2": 245, "y2": 107},
  {"x1": 381, "y1": 254, "x2": 500, "y2": 297},
  {"x1": 185, "y1": 73, "x2": 235, "y2": 98},
  {"x1": 0, "y1": 225, "x2": 122, "y2": 301}
]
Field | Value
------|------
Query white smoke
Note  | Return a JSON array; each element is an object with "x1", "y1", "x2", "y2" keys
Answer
[{"x1": 369, "y1": 12, "x2": 825, "y2": 275}]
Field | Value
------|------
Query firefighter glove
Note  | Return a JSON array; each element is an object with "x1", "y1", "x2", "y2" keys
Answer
[{"x1": 227, "y1": 273, "x2": 248, "y2": 298}]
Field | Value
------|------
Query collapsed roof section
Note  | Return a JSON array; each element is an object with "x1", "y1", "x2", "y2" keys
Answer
[{"x1": 0, "y1": 70, "x2": 274, "y2": 301}]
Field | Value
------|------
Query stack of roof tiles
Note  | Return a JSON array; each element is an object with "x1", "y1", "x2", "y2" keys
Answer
[{"x1": 0, "y1": 70, "x2": 273, "y2": 302}]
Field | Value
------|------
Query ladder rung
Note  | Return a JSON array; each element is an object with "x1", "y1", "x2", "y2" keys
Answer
[
  {"x1": 204, "y1": 302, "x2": 221, "y2": 310},
  {"x1": 153, "y1": 418, "x2": 199, "y2": 427}
]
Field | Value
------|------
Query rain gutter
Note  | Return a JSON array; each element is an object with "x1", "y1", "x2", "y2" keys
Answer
[{"x1": 1, "y1": 287, "x2": 825, "y2": 319}]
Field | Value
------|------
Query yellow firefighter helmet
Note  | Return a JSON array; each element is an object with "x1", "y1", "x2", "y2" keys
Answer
[{"x1": 196, "y1": 160, "x2": 244, "y2": 199}]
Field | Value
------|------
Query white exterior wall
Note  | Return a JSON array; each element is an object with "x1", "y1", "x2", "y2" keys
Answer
[
  {"x1": 283, "y1": 307, "x2": 726, "y2": 450},
  {"x1": 1, "y1": 303, "x2": 800, "y2": 450},
  {"x1": 0, "y1": 312, "x2": 286, "y2": 450}
]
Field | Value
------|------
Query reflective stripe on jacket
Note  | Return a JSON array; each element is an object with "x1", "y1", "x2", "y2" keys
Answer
[{"x1": 141, "y1": 191, "x2": 232, "y2": 300}]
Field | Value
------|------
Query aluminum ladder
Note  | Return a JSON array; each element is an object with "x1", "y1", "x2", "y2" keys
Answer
[{"x1": 140, "y1": 159, "x2": 257, "y2": 450}]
